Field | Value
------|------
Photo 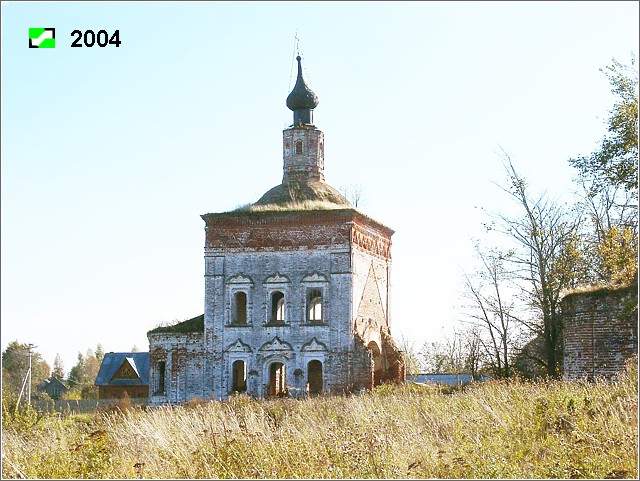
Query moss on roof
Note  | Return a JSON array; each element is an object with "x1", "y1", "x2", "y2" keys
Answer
[
  {"x1": 562, "y1": 279, "x2": 638, "y2": 299},
  {"x1": 252, "y1": 181, "x2": 352, "y2": 210},
  {"x1": 148, "y1": 314, "x2": 204, "y2": 335},
  {"x1": 232, "y1": 199, "x2": 350, "y2": 213}
]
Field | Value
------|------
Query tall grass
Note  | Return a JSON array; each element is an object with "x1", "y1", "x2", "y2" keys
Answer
[{"x1": 2, "y1": 360, "x2": 637, "y2": 479}]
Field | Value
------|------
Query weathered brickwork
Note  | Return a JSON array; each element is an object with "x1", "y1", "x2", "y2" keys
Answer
[
  {"x1": 147, "y1": 208, "x2": 405, "y2": 404},
  {"x1": 562, "y1": 283, "x2": 638, "y2": 381},
  {"x1": 283, "y1": 126, "x2": 325, "y2": 183},
  {"x1": 146, "y1": 56, "x2": 405, "y2": 404},
  {"x1": 148, "y1": 332, "x2": 205, "y2": 404}
]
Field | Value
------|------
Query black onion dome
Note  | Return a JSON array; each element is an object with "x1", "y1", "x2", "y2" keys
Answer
[{"x1": 286, "y1": 56, "x2": 319, "y2": 111}]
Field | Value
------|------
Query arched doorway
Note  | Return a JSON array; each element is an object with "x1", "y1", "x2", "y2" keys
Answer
[
  {"x1": 307, "y1": 360, "x2": 323, "y2": 395},
  {"x1": 367, "y1": 341, "x2": 383, "y2": 387},
  {"x1": 268, "y1": 362, "x2": 287, "y2": 396},
  {"x1": 232, "y1": 360, "x2": 247, "y2": 393}
]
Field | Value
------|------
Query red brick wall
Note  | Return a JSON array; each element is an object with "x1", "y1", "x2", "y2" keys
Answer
[{"x1": 562, "y1": 284, "x2": 638, "y2": 380}]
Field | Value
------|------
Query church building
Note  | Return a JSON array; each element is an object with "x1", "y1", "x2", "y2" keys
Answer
[{"x1": 147, "y1": 56, "x2": 404, "y2": 403}]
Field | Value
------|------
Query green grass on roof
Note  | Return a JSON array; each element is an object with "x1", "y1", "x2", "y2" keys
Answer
[
  {"x1": 229, "y1": 200, "x2": 351, "y2": 213},
  {"x1": 148, "y1": 314, "x2": 204, "y2": 334}
]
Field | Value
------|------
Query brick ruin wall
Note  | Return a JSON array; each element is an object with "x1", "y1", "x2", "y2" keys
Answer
[
  {"x1": 148, "y1": 332, "x2": 206, "y2": 405},
  {"x1": 147, "y1": 209, "x2": 405, "y2": 403},
  {"x1": 562, "y1": 283, "x2": 638, "y2": 381}
]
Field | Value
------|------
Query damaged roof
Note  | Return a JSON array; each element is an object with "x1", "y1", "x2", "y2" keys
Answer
[{"x1": 147, "y1": 314, "x2": 205, "y2": 335}]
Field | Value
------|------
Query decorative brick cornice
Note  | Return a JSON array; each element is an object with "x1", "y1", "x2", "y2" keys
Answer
[{"x1": 202, "y1": 209, "x2": 393, "y2": 259}]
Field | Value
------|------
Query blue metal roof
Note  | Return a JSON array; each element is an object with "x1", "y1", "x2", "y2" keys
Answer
[
  {"x1": 94, "y1": 352, "x2": 149, "y2": 386},
  {"x1": 406, "y1": 373, "x2": 489, "y2": 386}
]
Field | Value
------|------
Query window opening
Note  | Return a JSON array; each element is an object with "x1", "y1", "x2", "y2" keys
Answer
[
  {"x1": 307, "y1": 360, "x2": 323, "y2": 395},
  {"x1": 307, "y1": 289, "x2": 323, "y2": 322},
  {"x1": 232, "y1": 360, "x2": 247, "y2": 393},
  {"x1": 295, "y1": 140, "x2": 303, "y2": 154},
  {"x1": 269, "y1": 362, "x2": 287, "y2": 396},
  {"x1": 156, "y1": 361, "x2": 166, "y2": 394},
  {"x1": 233, "y1": 291, "x2": 247, "y2": 324},
  {"x1": 270, "y1": 291, "x2": 285, "y2": 322}
]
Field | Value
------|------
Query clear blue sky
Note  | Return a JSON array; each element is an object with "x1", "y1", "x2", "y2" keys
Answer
[{"x1": 2, "y1": 1, "x2": 638, "y2": 373}]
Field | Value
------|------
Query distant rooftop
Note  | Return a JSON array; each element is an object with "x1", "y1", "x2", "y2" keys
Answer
[
  {"x1": 94, "y1": 352, "x2": 149, "y2": 386},
  {"x1": 406, "y1": 373, "x2": 489, "y2": 386}
]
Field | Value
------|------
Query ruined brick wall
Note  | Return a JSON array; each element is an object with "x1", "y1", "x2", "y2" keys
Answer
[
  {"x1": 199, "y1": 209, "x2": 402, "y2": 400},
  {"x1": 147, "y1": 209, "x2": 403, "y2": 403},
  {"x1": 147, "y1": 332, "x2": 205, "y2": 405},
  {"x1": 562, "y1": 283, "x2": 638, "y2": 380},
  {"x1": 351, "y1": 217, "x2": 404, "y2": 387},
  {"x1": 203, "y1": 211, "x2": 353, "y2": 399}
]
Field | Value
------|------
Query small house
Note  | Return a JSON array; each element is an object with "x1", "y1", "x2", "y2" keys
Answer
[
  {"x1": 38, "y1": 376, "x2": 69, "y2": 400},
  {"x1": 95, "y1": 352, "x2": 149, "y2": 399}
]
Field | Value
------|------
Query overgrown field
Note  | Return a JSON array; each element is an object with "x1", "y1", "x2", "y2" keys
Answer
[{"x1": 2, "y1": 362, "x2": 637, "y2": 479}]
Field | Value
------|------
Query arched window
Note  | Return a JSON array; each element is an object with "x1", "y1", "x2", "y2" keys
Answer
[
  {"x1": 270, "y1": 291, "x2": 285, "y2": 322},
  {"x1": 233, "y1": 291, "x2": 247, "y2": 324},
  {"x1": 155, "y1": 361, "x2": 166, "y2": 395},
  {"x1": 307, "y1": 289, "x2": 323, "y2": 322},
  {"x1": 232, "y1": 360, "x2": 247, "y2": 393},
  {"x1": 295, "y1": 140, "x2": 303, "y2": 154},
  {"x1": 307, "y1": 360, "x2": 323, "y2": 395},
  {"x1": 269, "y1": 362, "x2": 287, "y2": 396}
]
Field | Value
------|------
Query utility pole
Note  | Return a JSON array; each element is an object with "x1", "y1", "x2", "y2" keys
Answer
[
  {"x1": 27, "y1": 343, "x2": 36, "y2": 404},
  {"x1": 15, "y1": 343, "x2": 37, "y2": 412}
]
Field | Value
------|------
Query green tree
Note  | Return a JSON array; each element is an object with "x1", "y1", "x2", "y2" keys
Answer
[
  {"x1": 1, "y1": 342, "x2": 51, "y2": 400},
  {"x1": 66, "y1": 346, "x2": 102, "y2": 399},
  {"x1": 95, "y1": 344, "x2": 105, "y2": 362},
  {"x1": 569, "y1": 57, "x2": 638, "y2": 193},
  {"x1": 52, "y1": 354, "x2": 65, "y2": 379},
  {"x1": 570, "y1": 58, "x2": 638, "y2": 286}
]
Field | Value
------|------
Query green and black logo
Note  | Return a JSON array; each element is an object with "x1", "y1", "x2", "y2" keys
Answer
[{"x1": 29, "y1": 28, "x2": 55, "y2": 48}]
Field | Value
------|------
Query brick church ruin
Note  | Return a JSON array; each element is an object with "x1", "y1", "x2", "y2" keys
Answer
[{"x1": 147, "y1": 56, "x2": 405, "y2": 404}]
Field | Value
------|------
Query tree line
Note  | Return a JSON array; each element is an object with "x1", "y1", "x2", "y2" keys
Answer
[{"x1": 403, "y1": 57, "x2": 638, "y2": 380}]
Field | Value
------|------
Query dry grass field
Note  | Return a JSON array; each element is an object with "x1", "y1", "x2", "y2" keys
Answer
[{"x1": 2, "y1": 359, "x2": 637, "y2": 479}]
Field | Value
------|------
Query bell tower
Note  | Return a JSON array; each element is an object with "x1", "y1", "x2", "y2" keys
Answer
[{"x1": 282, "y1": 56, "x2": 325, "y2": 183}]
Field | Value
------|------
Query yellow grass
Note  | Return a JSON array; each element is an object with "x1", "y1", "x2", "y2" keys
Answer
[{"x1": 2, "y1": 360, "x2": 637, "y2": 479}]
